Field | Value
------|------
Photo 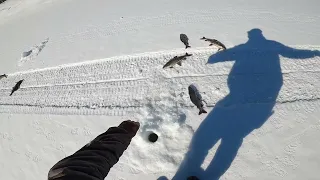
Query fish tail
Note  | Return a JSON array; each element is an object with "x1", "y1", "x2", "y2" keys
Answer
[
  {"x1": 198, "y1": 108, "x2": 207, "y2": 115},
  {"x1": 185, "y1": 45, "x2": 191, "y2": 49},
  {"x1": 9, "y1": 92, "x2": 13, "y2": 96}
]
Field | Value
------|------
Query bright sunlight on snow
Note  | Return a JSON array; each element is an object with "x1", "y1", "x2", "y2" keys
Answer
[{"x1": 0, "y1": 0, "x2": 320, "y2": 180}]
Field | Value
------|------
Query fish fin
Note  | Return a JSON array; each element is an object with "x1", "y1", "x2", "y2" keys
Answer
[
  {"x1": 200, "y1": 37, "x2": 206, "y2": 40},
  {"x1": 186, "y1": 53, "x2": 192, "y2": 56},
  {"x1": 198, "y1": 108, "x2": 207, "y2": 115},
  {"x1": 202, "y1": 100, "x2": 208, "y2": 105},
  {"x1": 209, "y1": 43, "x2": 213, "y2": 46},
  {"x1": 177, "y1": 61, "x2": 182, "y2": 66}
]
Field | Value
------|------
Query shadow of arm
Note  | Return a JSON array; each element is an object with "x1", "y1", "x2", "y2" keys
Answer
[
  {"x1": 207, "y1": 48, "x2": 237, "y2": 64},
  {"x1": 277, "y1": 42, "x2": 320, "y2": 59}
]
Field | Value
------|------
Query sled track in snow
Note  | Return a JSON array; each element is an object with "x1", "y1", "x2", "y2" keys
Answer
[{"x1": 0, "y1": 46, "x2": 320, "y2": 115}]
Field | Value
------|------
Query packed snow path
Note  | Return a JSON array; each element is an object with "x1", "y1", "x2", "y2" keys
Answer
[{"x1": 0, "y1": 46, "x2": 319, "y2": 115}]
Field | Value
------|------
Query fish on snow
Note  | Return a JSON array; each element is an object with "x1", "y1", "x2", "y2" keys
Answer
[
  {"x1": 163, "y1": 53, "x2": 192, "y2": 69},
  {"x1": 10, "y1": 79, "x2": 24, "y2": 96},
  {"x1": 201, "y1": 37, "x2": 226, "y2": 51},
  {"x1": 188, "y1": 84, "x2": 207, "y2": 115},
  {"x1": 180, "y1": 33, "x2": 191, "y2": 49}
]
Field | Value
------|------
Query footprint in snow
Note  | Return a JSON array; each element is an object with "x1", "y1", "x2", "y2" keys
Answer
[{"x1": 19, "y1": 38, "x2": 49, "y2": 66}]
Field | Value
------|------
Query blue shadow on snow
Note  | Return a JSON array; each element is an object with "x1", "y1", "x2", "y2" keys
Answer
[{"x1": 171, "y1": 28, "x2": 320, "y2": 180}]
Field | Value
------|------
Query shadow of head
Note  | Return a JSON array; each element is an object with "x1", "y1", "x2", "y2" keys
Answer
[{"x1": 247, "y1": 28, "x2": 263, "y2": 39}]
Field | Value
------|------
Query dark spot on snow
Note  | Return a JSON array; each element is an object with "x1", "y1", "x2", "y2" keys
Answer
[
  {"x1": 178, "y1": 92, "x2": 184, "y2": 97},
  {"x1": 22, "y1": 50, "x2": 32, "y2": 58},
  {"x1": 177, "y1": 113, "x2": 187, "y2": 124}
]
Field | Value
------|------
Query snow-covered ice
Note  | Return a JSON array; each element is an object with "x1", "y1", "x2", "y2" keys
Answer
[{"x1": 0, "y1": 0, "x2": 320, "y2": 180}]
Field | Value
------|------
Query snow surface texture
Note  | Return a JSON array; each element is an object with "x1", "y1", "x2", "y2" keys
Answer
[{"x1": 0, "y1": 0, "x2": 320, "y2": 180}]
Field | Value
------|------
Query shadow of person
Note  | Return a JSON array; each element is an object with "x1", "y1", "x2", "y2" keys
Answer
[{"x1": 172, "y1": 28, "x2": 320, "y2": 180}]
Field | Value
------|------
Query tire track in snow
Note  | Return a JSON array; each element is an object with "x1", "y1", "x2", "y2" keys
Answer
[{"x1": 0, "y1": 46, "x2": 319, "y2": 115}]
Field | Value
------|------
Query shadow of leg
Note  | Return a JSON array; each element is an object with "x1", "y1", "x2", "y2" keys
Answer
[
  {"x1": 172, "y1": 147, "x2": 207, "y2": 180},
  {"x1": 204, "y1": 138, "x2": 243, "y2": 179},
  {"x1": 172, "y1": 137, "x2": 221, "y2": 180}
]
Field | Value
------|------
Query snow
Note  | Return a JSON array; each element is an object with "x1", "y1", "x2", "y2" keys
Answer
[{"x1": 0, "y1": 0, "x2": 320, "y2": 180}]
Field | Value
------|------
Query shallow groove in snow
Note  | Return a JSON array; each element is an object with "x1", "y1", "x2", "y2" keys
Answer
[{"x1": 0, "y1": 46, "x2": 319, "y2": 115}]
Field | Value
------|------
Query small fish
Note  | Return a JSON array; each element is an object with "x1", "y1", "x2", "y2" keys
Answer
[
  {"x1": 10, "y1": 79, "x2": 24, "y2": 96},
  {"x1": 188, "y1": 84, "x2": 207, "y2": 115},
  {"x1": 201, "y1": 37, "x2": 226, "y2": 51},
  {"x1": 180, "y1": 34, "x2": 191, "y2": 49},
  {"x1": 0, "y1": 74, "x2": 8, "y2": 80},
  {"x1": 163, "y1": 53, "x2": 192, "y2": 69}
]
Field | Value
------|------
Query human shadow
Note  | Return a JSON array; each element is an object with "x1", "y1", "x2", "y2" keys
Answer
[{"x1": 172, "y1": 28, "x2": 320, "y2": 180}]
